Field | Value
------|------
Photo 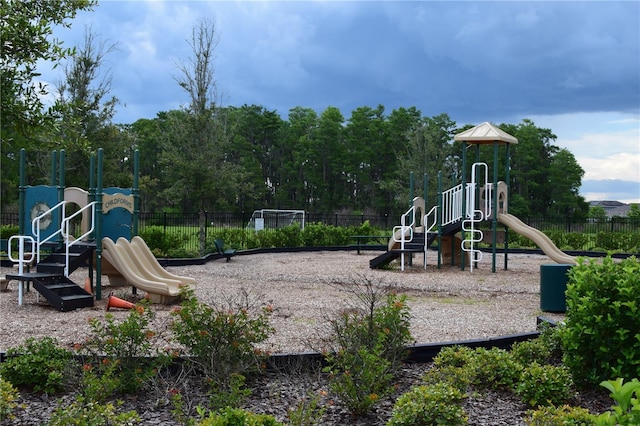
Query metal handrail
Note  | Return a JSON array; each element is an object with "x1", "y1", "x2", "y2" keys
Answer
[
  {"x1": 7, "y1": 235, "x2": 35, "y2": 305},
  {"x1": 32, "y1": 200, "x2": 67, "y2": 263},
  {"x1": 62, "y1": 202, "x2": 96, "y2": 276}
]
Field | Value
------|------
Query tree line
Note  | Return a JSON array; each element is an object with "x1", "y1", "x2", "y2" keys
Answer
[{"x1": 1, "y1": 1, "x2": 589, "y2": 229}]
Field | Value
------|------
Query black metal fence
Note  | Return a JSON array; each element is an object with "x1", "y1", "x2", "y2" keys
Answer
[{"x1": 2, "y1": 212, "x2": 639, "y2": 253}]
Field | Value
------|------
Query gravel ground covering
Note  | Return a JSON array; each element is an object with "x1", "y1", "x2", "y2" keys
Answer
[{"x1": 0, "y1": 250, "x2": 611, "y2": 424}]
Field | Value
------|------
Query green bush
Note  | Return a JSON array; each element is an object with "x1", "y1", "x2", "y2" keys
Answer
[
  {"x1": 47, "y1": 396, "x2": 140, "y2": 426},
  {"x1": 562, "y1": 256, "x2": 640, "y2": 384},
  {"x1": 323, "y1": 278, "x2": 413, "y2": 415},
  {"x1": 387, "y1": 383, "x2": 467, "y2": 426},
  {"x1": 565, "y1": 233, "x2": 590, "y2": 251},
  {"x1": 525, "y1": 405, "x2": 594, "y2": 425},
  {"x1": 74, "y1": 304, "x2": 166, "y2": 397},
  {"x1": 0, "y1": 337, "x2": 72, "y2": 394},
  {"x1": 468, "y1": 347, "x2": 523, "y2": 390},
  {"x1": 0, "y1": 225, "x2": 19, "y2": 240},
  {"x1": 432, "y1": 346, "x2": 475, "y2": 369},
  {"x1": 170, "y1": 287, "x2": 274, "y2": 408},
  {"x1": 197, "y1": 407, "x2": 283, "y2": 426},
  {"x1": 0, "y1": 377, "x2": 19, "y2": 422},
  {"x1": 422, "y1": 365, "x2": 471, "y2": 394},
  {"x1": 515, "y1": 363, "x2": 574, "y2": 407},
  {"x1": 510, "y1": 338, "x2": 553, "y2": 367},
  {"x1": 325, "y1": 346, "x2": 393, "y2": 415},
  {"x1": 139, "y1": 226, "x2": 190, "y2": 257},
  {"x1": 594, "y1": 377, "x2": 640, "y2": 426}
]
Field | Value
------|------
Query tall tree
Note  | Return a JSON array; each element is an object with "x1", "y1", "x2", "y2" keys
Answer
[
  {"x1": 306, "y1": 106, "x2": 346, "y2": 212},
  {"x1": 1, "y1": 0, "x2": 96, "y2": 209},
  {"x1": 53, "y1": 26, "x2": 127, "y2": 188},
  {"x1": 396, "y1": 113, "x2": 458, "y2": 208},
  {"x1": 276, "y1": 107, "x2": 318, "y2": 209},
  {"x1": 227, "y1": 104, "x2": 283, "y2": 211},
  {"x1": 160, "y1": 19, "x2": 241, "y2": 254},
  {"x1": 343, "y1": 105, "x2": 388, "y2": 213}
]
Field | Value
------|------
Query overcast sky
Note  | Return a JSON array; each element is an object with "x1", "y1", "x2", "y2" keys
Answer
[{"x1": 41, "y1": 1, "x2": 640, "y2": 203}]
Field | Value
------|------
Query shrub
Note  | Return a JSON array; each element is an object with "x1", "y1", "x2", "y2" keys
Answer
[
  {"x1": 139, "y1": 226, "x2": 189, "y2": 257},
  {"x1": 387, "y1": 383, "x2": 467, "y2": 426},
  {"x1": 323, "y1": 278, "x2": 413, "y2": 415},
  {"x1": 0, "y1": 337, "x2": 72, "y2": 394},
  {"x1": 468, "y1": 347, "x2": 523, "y2": 390},
  {"x1": 325, "y1": 346, "x2": 392, "y2": 415},
  {"x1": 432, "y1": 346, "x2": 475, "y2": 369},
  {"x1": 0, "y1": 225, "x2": 19, "y2": 240},
  {"x1": 197, "y1": 407, "x2": 284, "y2": 426},
  {"x1": 287, "y1": 391, "x2": 326, "y2": 426},
  {"x1": 515, "y1": 363, "x2": 574, "y2": 407},
  {"x1": 170, "y1": 287, "x2": 274, "y2": 406},
  {"x1": 47, "y1": 396, "x2": 140, "y2": 426},
  {"x1": 75, "y1": 303, "x2": 166, "y2": 396},
  {"x1": 525, "y1": 405, "x2": 594, "y2": 426},
  {"x1": 326, "y1": 278, "x2": 413, "y2": 371},
  {"x1": 0, "y1": 377, "x2": 19, "y2": 422},
  {"x1": 594, "y1": 377, "x2": 640, "y2": 426},
  {"x1": 510, "y1": 338, "x2": 553, "y2": 367},
  {"x1": 562, "y1": 256, "x2": 640, "y2": 384},
  {"x1": 422, "y1": 365, "x2": 471, "y2": 394}
]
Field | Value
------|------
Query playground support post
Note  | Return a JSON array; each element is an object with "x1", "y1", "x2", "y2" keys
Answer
[
  {"x1": 95, "y1": 149, "x2": 104, "y2": 300},
  {"x1": 504, "y1": 143, "x2": 511, "y2": 270},
  {"x1": 437, "y1": 171, "x2": 443, "y2": 269},
  {"x1": 133, "y1": 149, "x2": 140, "y2": 237},
  {"x1": 19, "y1": 149, "x2": 26, "y2": 236},
  {"x1": 491, "y1": 141, "x2": 498, "y2": 273},
  {"x1": 461, "y1": 142, "x2": 467, "y2": 270},
  {"x1": 57, "y1": 150, "x2": 65, "y2": 246}
]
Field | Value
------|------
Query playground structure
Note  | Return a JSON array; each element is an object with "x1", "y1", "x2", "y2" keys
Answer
[
  {"x1": 4, "y1": 148, "x2": 195, "y2": 311},
  {"x1": 371, "y1": 122, "x2": 576, "y2": 272}
]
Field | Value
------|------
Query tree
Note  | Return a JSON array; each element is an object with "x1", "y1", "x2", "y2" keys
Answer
[
  {"x1": 343, "y1": 105, "x2": 388, "y2": 213},
  {"x1": 53, "y1": 26, "x2": 127, "y2": 189},
  {"x1": 161, "y1": 19, "x2": 242, "y2": 254},
  {"x1": 306, "y1": 106, "x2": 346, "y2": 212},
  {"x1": 276, "y1": 107, "x2": 318, "y2": 210},
  {"x1": 396, "y1": 113, "x2": 458, "y2": 207},
  {"x1": 227, "y1": 104, "x2": 283, "y2": 211},
  {"x1": 547, "y1": 148, "x2": 588, "y2": 218},
  {"x1": 501, "y1": 119, "x2": 586, "y2": 218},
  {"x1": 1, "y1": 0, "x2": 96, "y2": 208}
]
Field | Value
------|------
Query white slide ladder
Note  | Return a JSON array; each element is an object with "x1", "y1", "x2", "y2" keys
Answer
[{"x1": 461, "y1": 163, "x2": 490, "y2": 271}]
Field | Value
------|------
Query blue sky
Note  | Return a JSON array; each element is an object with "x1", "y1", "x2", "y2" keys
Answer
[{"x1": 40, "y1": 1, "x2": 640, "y2": 203}]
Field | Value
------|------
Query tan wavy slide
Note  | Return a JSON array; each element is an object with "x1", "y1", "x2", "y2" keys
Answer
[
  {"x1": 101, "y1": 237, "x2": 196, "y2": 303},
  {"x1": 497, "y1": 213, "x2": 576, "y2": 265}
]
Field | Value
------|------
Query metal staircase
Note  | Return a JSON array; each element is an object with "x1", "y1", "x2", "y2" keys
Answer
[{"x1": 5, "y1": 201, "x2": 96, "y2": 312}]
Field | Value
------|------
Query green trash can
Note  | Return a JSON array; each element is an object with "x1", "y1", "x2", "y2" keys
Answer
[{"x1": 540, "y1": 264, "x2": 573, "y2": 313}]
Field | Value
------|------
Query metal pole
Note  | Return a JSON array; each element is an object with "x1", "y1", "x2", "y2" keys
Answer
[
  {"x1": 492, "y1": 141, "x2": 498, "y2": 273},
  {"x1": 51, "y1": 150, "x2": 57, "y2": 186},
  {"x1": 133, "y1": 149, "x2": 140, "y2": 237},
  {"x1": 504, "y1": 143, "x2": 511, "y2": 270},
  {"x1": 58, "y1": 150, "x2": 65, "y2": 246},
  {"x1": 19, "y1": 149, "x2": 26, "y2": 236},
  {"x1": 437, "y1": 171, "x2": 442, "y2": 269},
  {"x1": 461, "y1": 143, "x2": 467, "y2": 271},
  {"x1": 95, "y1": 149, "x2": 104, "y2": 300}
]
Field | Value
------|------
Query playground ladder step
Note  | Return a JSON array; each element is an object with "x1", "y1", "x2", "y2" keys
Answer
[
  {"x1": 36, "y1": 243, "x2": 96, "y2": 275},
  {"x1": 3, "y1": 273, "x2": 93, "y2": 311}
]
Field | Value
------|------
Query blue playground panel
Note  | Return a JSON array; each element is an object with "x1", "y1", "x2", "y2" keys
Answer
[
  {"x1": 24, "y1": 185, "x2": 59, "y2": 241},
  {"x1": 102, "y1": 187, "x2": 133, "y2": 241}
]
